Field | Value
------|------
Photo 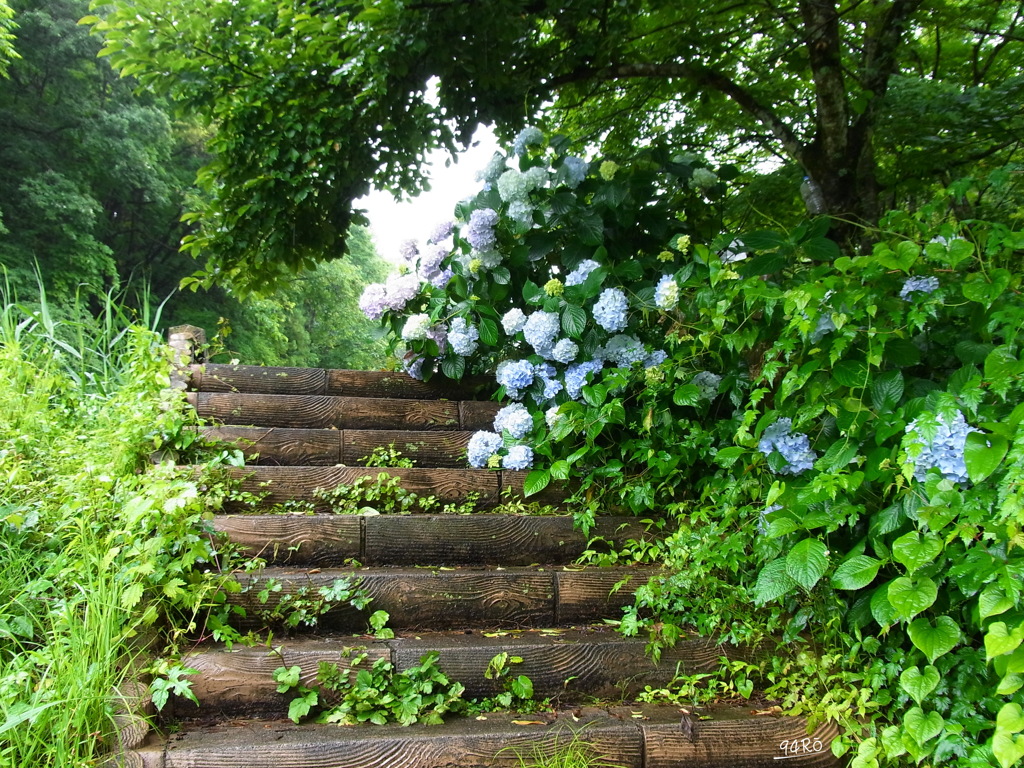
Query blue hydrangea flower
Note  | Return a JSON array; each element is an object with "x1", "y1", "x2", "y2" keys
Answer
[
  {"x1": 428, "y1": 220, "x2": 454, "y2": 244},
  {"x1": 602, "y1": 334, "x2": 646, "y2": 367},
  {"x1": 565, "y1": 259, "x2": 601, "y2": 286},
  {"x1": 654, "y1": 275, "x2": 679, "y2": 310},
  {"x1": 557, "y1": 156, "x2": 588, "y2": 189},
  {"x1": 448, "y1": 318, "x2": 479, "y2": 356},
  {"x1": 501, "y1": 308, "x2": 528, "y2": 335},
  {"x1": 810, "y1": 313, "x2": 836, "y2": 343},
  {"x1": 565, "y1": 359, "x2": 604, "y2": 400},
  {"x1": 900, "y1": 276, "x2": 940, "y2": 300},
  {"x1": 403, "y1": 355, "x2": 426, "y2": 381},
  {"x1": 758, "y1": 418, "x2": 817, "y2": 475},
  {"x1": 401, "y1": 313, "x2": 431, "y2": 341},
  {"x1": 477, "y1": 152, "x2": 507, "y2": 184},
  {"x1": 465, "y1": 208, "x2": 499, "y2": 251},
  {"x1": 545, "y1": 406, "x2": 564, "y2": 429},
  {"x1": 593, "y1": 288, "x2": 629, "y2": 332},
  {"x1": 358, "y1": 283, "x2": 387, "y2": 321},
  {"x1": 523, "y1": 311, "x2": 561, "y2": 358},
  {"x1": 428, "y1": 267, "x2": 453, "y2": 289},
  {"x1": 513, "y1": 126, "x2": 544, "y2": 156},
  {"x1": 644, "y1": 350, "x2": 668, "y2": 368},
  {"x1": 494, "y1": 403, "x2": 533, "y2": 440},
  {"x1": 691, "y1": 371, "x2": 721, "y2": 400},
  {"x1": 552, "y1": 338, "x2": 579, "y2": 364},
  {"x1": 467, "y1": 431, "x2": 503, "y2": 468},
  {"x1": 503, "y1": 444, "x2": 534, "y2": 471},
  {"x1": 382, "y1": 273, "x2": 421, "y2": 312},
  {"x1": 905, "y1": 411, "x2": 978, "y2": 484},
  {"x1": 496, "y1": 359, "x2": 536, "y2": 397},
  {"x1": 398, "y1": 239, "x2": 419, "y2": 263}
]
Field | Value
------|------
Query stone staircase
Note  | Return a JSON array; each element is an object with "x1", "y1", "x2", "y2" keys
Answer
[{"x1": 120, "y1": 352, "x2": 841, "y2": 768}]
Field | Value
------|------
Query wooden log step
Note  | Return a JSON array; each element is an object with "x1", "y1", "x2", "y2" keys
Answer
[
  {"x1": 215, "y1": 514, "x2": 645, "y2": 566},
  {"x1": 221, "y1": 466, "x2": 567, "y2": 509},
  {"x1": 174, "y1": 628, "x2": 741, "y2": 718},
  {"x1": 125, "y1": 704, "x2": 840, "y2": 768},
  {"x1": 186, "y1": 392, "x2": 499, "y2": 431},
  {"x1": 228, "y1": 566, "x2": 651, "y2": 633},
  {"x1": 189, "y1": 364, "x2": 494, "y2": 400},
  {"x1": 198, "y1": 427, "x2": 475, "y2": 467}
]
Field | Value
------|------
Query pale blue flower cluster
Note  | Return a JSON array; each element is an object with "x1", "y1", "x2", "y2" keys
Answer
[
  {"x1": 758, "y1": 418, "x2": 817, "y2": 475},
  {"x1": 501, "y1": 308, "x2": 528, "y2": 335},
  {"x1": 467, "y1": 431, "x2": 503, "y2": 468},
  {"x1": 403, "y1": 355, "x2": 425, "y2": 381},
  {"x1": 545, "y1": 406, "x2": 564, "y2": 429},
  {"x1": 900, "y1": 276, "x2": 940, "y2": 300},
  {"x1": 465, "y1": 208, "x2": 499, "y2": 251},
  {"x1": 359, "y1": 272, "x2": 421, "y2": 320},
  {"x1": 557, "y1": 156, "x2": 588, "y2": 189},
  {"x1": 358, "y1": 284, "x2": 387, "y2": 321},
  {"x1": 494, "y1": 403, "x2": 533, "y2": 439},
  {"x1": 477, "y1": 152, "x2": 507, "y2": 184},
  {"x1": 644, "y1": 350, "x2": 668, "y2": 368},
  {"x1": 593, "y1": 288, "x2": 629, "y2": 332},
  {"x1": 654, "y1": 275, "x2": 679, "y2": 310},
  {"x1": 905, "y1": 411, "x2": 978, "y2": 484},
  {"x1": 552, "y1": 338, "x2": 579, "y2": 364},
  {"x1": 497, "y1": 167, "x2": 547, "y2": 202},
  {"x1": 565, "y1": 359, "x2": 604, "y2": 400},
  {"x1": 513, "y1": 126, "x2": 544, "y2": 156},
  {"x1": 565, "y1": 259, "x2": 601, "y2": 286},
  {"x1": 523, "y1": 311, "x2": 561, "y2": 357},
  {"x1": 401, "y1": 313, "x2": 431, "y2": 341},
  {"x1": 428, "y1": 220, "x2": 454, "y2": 244},
  {"x1": 602, "y1": 334, "x2": 646, "y2": 367},
  {"x1": 507, "y1": 200, "x2": 534, "y2": 228},
  {"x1": 691, "y1": 371, "x2": 721, "y2": 400},
  {"x1": 398, "y1": 239, "x2": 419, "y2": 263},
  {"x1": 503, "y1": 444, "x2": 534, "y2": 470},
  {"x1": 448, "y1": 318, "x2": 479, "y2": 356},
  {"x1": 416, "y1": 243, "x2": 452, "y2": 288},
  {"x1": 496, "y1": 359, "x2": 535, "y2": 397}
]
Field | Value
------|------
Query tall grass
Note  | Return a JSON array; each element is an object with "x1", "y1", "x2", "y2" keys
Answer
[{"x1": 0, "y1": 281, "x2": 226, "y2": 767}]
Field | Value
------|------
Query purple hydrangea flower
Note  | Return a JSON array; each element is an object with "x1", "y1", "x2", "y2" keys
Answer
[
  {"x1": 398, "y1": 239, "x2": 419, "y2": 263},
  {"x1": 428, "y1": 220, "x2": 454, "y2": 244},
  {"x1": 644, "y1": 350, "x2": 668, "y2": 368},
  {"x1": 900, "y1": 276, "x2": 940, "y2": 299},
  {"x1": 403, "y1": 355, "x2": 426, "y2": 381},
  {"x1": 758, "y1": 418, "x2": 817, "y2": 475},
  {"x1": 383, "y1": 273, "x2": 421, "y2": 312},
  {"x1": 593, "y1": 288, "x2": 629, "y2": 332},
  {"x1": 467, "y1": 431, "x2": 503, "y2": 468},
  {"x1": 494, "y1": 403, "x2": 533, "y2": 440},
  {"x1": 465, "y1": 208, "x2": 499, "y2": 251},
  {"x1": 358, "y1": 283, "x2": 387, "y2": 321}
]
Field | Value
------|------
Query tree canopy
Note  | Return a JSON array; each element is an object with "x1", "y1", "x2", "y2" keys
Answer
[{"x1": 89, "y1": 0, "x2": 1024, "y2": 290}]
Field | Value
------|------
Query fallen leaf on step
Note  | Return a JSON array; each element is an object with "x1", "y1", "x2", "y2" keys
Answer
[
  {"x1": 752, "y1": 706, "x2": 783, "y2": 716},
  {"x1": 512, "y1": 720, "x2": 546, "y2": 726}
]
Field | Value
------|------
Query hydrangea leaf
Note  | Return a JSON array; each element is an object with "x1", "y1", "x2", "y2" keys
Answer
[
  {"x1": 561, "y1": 304, "x2": 587, "y2": 338},
  {"x1": 870, "y1": 370, "x2": 904, "y2": 411},
  {"x1": 753, "y1": 558, "x2": 797, "y2": 605},
  {"x1": 908, "y1": 616, "x2": 960, "y2": 663},
  {"x1": 522, "y1": 469, "x2": 550, "y2": 497},
  {"x1": 785, "y1": 538, "x2": 828, "y2": 591}
]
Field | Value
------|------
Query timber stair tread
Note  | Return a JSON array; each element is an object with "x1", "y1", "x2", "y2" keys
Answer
[
  {"x1": 215, "y1": 513, "x2": 645, "y2": 566},
  {"x1": 187, "y1": 363, "x2": 494, "y2": 399},
  {"x1": 214, "y1": 464, "x2": 567, "y2": 508},
  {"x1": 173, "y1": 628, "x2": 744, "y2": 717},
  {"x1": 231, "y1": 565, "x2": 651, "y2": 632},
  {"x1": 134, "y1": 705, "x2": 841, "y2": 768}
]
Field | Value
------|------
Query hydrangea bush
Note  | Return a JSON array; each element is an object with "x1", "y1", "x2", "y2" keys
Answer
[{"x1": 362, "y1": 132, "x2": 1024, "y2": 768}]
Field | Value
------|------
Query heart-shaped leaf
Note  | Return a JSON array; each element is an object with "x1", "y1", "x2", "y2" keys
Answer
[
  {"x1": 899, "y1": 665, "x2": 940, "y2": 707},
  {"x1": 888, "y1": 576, "x2": 938, "y2": 620},
  {"x1": 892, "y1": 531, "x2": 942, "y2": 573},
  {"x1": 994, "y1": 704, "x2": 1024, "y2": 768},
  {"x1": 908, "y1": 616, "x2": 960, "y2": 663},
  {"x1": 986, "y1": 621, "x2": 1024, "y2": 660},
  {"x1": 980, "y1": 583, "x2": 1015, "y2": 619},
  {"x1": 903, "y1": 706, "x2": 944, "y2": 745}
]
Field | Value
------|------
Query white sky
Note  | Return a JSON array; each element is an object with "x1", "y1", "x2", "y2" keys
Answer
[{"x1": 356, "y1": 125, "x2": 500, "y2": 265}]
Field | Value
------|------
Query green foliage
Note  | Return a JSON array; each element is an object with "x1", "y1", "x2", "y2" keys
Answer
[
  {"x1": 310, "y1": 473, "x2": 480, "y2": 516},
  {"x1": 497, "y1": 731, "x2": 628, "y2": 768},
  {"x1": 0, "y1": 0, "x2": 16, "y2": 77},
  {"x1": 247, "y1": 575, "x2": 371, "y2": 631}
]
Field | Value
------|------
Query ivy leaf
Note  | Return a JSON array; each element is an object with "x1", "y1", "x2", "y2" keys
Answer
[
  {"x1": 908, "y1": 616, "x2": 960, "y2": 662},
  {"x1": 964, "y1": 432, "x2": 1008, "y2": 483},
  {"x1": 753, "y1": 559, "x2": 797, "y2": 605},
  {"x1": 785, "y1": 538, "x2": 828, "y2": 591},
  {"x1": 831, "y1": 555, "x2": 882, "y2": 590},
  {"x1": 888, "y1": 576, "x2": 938, "y2": 620},
  {"x1": 899, "y1": 665, "x2": 940, "y2": 707},
  {"x1": 904, "y1": 706, "x2": 944, "y2": 745},
  {"x1": 891, "y1": 531, "x2": 943, "y2": 574}
]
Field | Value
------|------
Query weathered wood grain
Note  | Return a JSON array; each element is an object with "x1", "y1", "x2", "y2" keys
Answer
[
  {"x1": 192, "y1": 393, "x2": 462, "y2": 431},
  {"x1": 342, "y1": 430, "x2": 473, "y2": 467},
  {"x1": 192, "y1": 365, "x2": 328, "y2": 394},
  {"x1": 176, "y1": 640, "x2": 389, "y2": 718},
  {"x1": 200, "y1": 427, "x2": 341, "y2": 465},
  {"x1": 326, "y1": 369, "x2": 494, "y2": 400},
  {"x1": 458, "y1": 400, "x2": 501, "y2": 430},
  {"x1": 228, "y1": 466, "x2": 502, "y2": 507},
  {"x1": 212, "y1": 515, "x2": 361, "y2": 564},
  {"x1": 642, "y1": 711, "x2": 841, "y2": 767},
  {"x1": 161, "y1": 711, "x2": 643, "y2": 768},
  {"x1": 555, "y1": 568, "x2": 645, "y2": 624},
  {"x1": 362, "y1": 515, "x2": 645, "y2": 566},
  {"x1": 232, "y1": 567, "x2": 557, "y2": 631}
]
